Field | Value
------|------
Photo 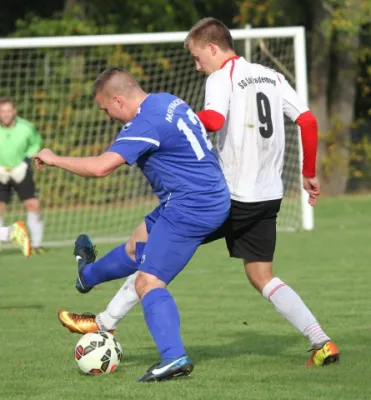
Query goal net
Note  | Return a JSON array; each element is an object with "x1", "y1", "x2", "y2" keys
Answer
[{"x1": 0, "y1": 27, "x2": 312, "y2": 245}]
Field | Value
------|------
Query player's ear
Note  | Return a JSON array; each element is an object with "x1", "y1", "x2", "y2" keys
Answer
[
  {"x1": 113, "y1": 96, "x2": 124, "y2": 108},
  {"x1": 209, "y1": 43, "x2": 217, "y2": 56}
]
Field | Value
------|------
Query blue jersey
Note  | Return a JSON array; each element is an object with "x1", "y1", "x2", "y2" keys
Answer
[{"x1": 108, "y1": 93, "x2": 230, "y2": 223}]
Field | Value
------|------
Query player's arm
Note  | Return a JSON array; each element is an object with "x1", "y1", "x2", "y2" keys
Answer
[
  {"x1": 26, "y1": 124, "x2": 42, "y2": 158},
  {"x1": 197, "y1": 70, "x2": 231, "y2": 132},
  {"x1": 295, "y1": 111, "x2": 318, "y2": 179},
  {"x1": 282, "y1": 77, "x2": 318, "y2": 178},
  {"x1": 197, "y1": 109, "x2": 225, "y2": 132},
  {"x1": 282, "y1": 77, "x2": 320, "y2": 206},
  {"x1": 32, "y1": 121, "x2": 159, "y2": 176},
  {"x1": 31, "y1": 150, "x2": 125, "y2": 177},
  {"x1": 9, "y1": 124, "x2": 42, "y2": 184}
]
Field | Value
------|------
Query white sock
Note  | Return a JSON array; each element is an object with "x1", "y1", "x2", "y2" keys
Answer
[
  {"x1": 96, "y1": 272, "x2": 140, "y2": 330},
  {"x1": 262, "y1": 277, "x2": 330, "y2": 347},
  {"x1": 0, "y1": 226, "x2": 10, "y2": 241},
  {"x1": 27, "y1": 212, "x2": 44, "y2": 248}
]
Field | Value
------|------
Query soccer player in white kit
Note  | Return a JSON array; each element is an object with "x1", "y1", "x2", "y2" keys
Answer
[{"x1": 58, "y1": 18, "x2": 339, "y2": 367}]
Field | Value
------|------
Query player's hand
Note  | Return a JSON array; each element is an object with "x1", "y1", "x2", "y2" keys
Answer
[
  {"x1": 10, "y1": 161, "x2": 28, "y2": 184},
  {"x1": 0, "y1": 166, "x2": 11, "y2": 185},
  {"x1": 31, "y1": 149, "x2": 58, "y2": 170},
  {"x1": 303, "y1": 176, "x2": 320, "y2": 207}
]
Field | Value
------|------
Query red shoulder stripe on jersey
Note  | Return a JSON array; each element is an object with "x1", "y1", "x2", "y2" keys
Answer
[
  {"x1": 229, "y1": 60, "x2": 236, "y2": 91},
  {"x1": 220, "y1": 55, "x2": 240, "y2": 69},
  {"x1": 220, "y1": 56, "x2": 240, "y2": 91},
  {"x1": 263, "y1": 66, "x2": 282, "y2": 83},
  {"x1": 295, "y1": 111, "x2": 318, "y2": 178},
  {"x1": 197, "y1": 109, "x2": 225, "y2": 132}
]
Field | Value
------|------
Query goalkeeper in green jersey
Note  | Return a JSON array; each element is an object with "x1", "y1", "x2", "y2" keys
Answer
[{"x1": 0, "y1": 97, "x2": 45, "y2": 255}]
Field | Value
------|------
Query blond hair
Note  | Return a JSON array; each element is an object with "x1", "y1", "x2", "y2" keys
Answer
[{"x1": 184, "y1": 17, "x2": 234, "y2": 51}]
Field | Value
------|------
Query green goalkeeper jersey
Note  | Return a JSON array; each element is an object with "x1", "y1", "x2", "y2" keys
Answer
[{"x1": 0, "y1": 117, "x2": 41, "y2": 168}]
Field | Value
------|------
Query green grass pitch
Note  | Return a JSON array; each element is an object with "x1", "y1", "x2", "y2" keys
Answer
[{"x1": 0, "y1": 195, "x2": 370, "y2": 400}]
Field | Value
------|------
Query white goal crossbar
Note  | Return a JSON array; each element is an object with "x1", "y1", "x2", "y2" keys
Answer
[{"x1": 0, "y1": 26, "x2": 313, "y2": 247}]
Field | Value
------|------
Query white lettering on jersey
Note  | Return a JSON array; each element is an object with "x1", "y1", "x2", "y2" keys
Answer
[
  {"x1": 204, "y1": 57, "x2": 309, "y2": 202},
  {"x1": 165, "y1": 98, "x2": 185, "y2": 123}
]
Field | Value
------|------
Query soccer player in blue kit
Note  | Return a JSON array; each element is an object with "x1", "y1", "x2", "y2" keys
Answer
[{"x1": 32, "y1": 67, "x2": 230, "y2": 382}]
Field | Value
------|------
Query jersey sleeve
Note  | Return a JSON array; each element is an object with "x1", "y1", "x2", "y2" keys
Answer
[
  {"x1": 26, "y1": 124, "x2": 42, "y2": 157},
  {"x1": 107, "y1": 120, "x2": 159, "y2": 166},
  {"x1": 197, "y1": 109, "x2": 225, "y2": 132},
  {"x1": 296, "y1": 111, "x2": 318, "y2": 178},
  {"x1": 281, "y1": 75, "x2": 309, "y2": 122},
  {"x1": 203, "y1": 69, "x2": 231, "y2": 118}
]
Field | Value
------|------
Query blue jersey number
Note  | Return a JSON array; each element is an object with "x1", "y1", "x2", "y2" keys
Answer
[{"x1": 177, "y1": 109, "x2": 213, "y2": 160}]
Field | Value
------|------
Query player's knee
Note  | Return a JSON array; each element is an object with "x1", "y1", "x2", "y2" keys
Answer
[
  {"x1": 24, "y1": 198, "x2": 40, "y2": 212},
  {"x1": 244, "y1": 260, "x2": 273, "y2": 292},
  {"x1": 125, "y1": 240, "x2": 136, "y2": 260},
  {"x1": 135, "y1": 272, "x2": 150, "y2": 299},
  {"x1": 0, "y1": 202, "x2": 5, "y2": 215},
  {"x1": 126, "y1": 223, "x2": 148, "y2": 261},
  {"x1": 135, "y1": 271, "x2": 165, "y2": 299}
]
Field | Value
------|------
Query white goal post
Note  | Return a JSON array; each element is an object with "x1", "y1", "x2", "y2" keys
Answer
[{"x1": 0, "y1": 26, "x2": 313, "y2": 246}]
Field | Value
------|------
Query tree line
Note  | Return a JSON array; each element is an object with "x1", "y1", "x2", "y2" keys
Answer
[{"x1": 1, "y1": 0, "x2": 370, "y2": 194}]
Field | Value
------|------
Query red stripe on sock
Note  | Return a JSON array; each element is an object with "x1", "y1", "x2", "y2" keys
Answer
[
  {"x1": 268, "y1": 283, "x2": 286, "y2": 299},
  {"x1": 308, "y1": 328, "x2": 322, "y2": 336},
  {"x1": 304, "y1": 323, "x2": 318, "y2": 334}
]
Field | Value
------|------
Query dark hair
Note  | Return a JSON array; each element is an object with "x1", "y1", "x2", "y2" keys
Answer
[
  {"x1": 0, "y1": 96, "x2": 15, "y2": 107},
  {"x1": 92, "y1": 66, "x2": 138, "y2": 97},
  {"x1": 184, "y1": 17, "x2": 234, "y2": 51}
]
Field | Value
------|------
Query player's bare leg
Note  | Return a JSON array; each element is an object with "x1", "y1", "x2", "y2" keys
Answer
[{"x1": 244, "y1": 260, "x2": 340, "y2": 366}]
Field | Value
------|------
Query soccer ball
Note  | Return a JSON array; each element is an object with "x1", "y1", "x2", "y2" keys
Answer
[{"x1": 74, "y1": 331, "x2": 122, "y2": 375}]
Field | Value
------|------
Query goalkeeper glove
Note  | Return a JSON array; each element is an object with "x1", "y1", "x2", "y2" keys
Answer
[
  {"x1": 0, "y1": 166, "x2": 11, "y2": 185},
  {"x1": 10, "y1": 162, "x2": 28, "y2": 184}
]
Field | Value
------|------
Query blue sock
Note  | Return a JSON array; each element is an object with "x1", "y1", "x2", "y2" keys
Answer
[
  {"x1": 142, "y1": 288, "x2": 186, "y2": 361},
  {"x1": 82, "y1": 243, "x2": 137, "y2": 287}
]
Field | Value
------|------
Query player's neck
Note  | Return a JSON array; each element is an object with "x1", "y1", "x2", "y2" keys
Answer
[
  {"x1": 0, "y1": 119, "x2": 16, "y2": 128},
  {"x1": 219, "y1": 53, "x2": 239, "y2": 69},
  {"x1": 128, "y1": 91, "x2": 149, "y2": 119},
  {"x1": 136, "y1": 92, "x2": 149, "y2": 108}
]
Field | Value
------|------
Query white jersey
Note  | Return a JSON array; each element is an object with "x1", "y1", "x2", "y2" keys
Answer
[{"x1": 204, "y1": 56, "x2": 309, "y2": 202}]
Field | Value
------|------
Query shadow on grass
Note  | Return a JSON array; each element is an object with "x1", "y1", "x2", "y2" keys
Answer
[
  {"x1": 0, "y1": 248, "x2": 29, "y2": 257},
  {"x1": 124, "y1": 328, "x2": 302, "y2": 367},
  {"x1": 0, "y1": 304, "x2": 44, "y2": 311}
]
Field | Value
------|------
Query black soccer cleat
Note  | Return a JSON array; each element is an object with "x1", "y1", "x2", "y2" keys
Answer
[
  {"x1": 73, "y1": 234, "x2": 97, "y2": 294},
  {"x1": 32, "y1": 247, "x2": 47, "y2": 255},
  {"x1": 137, "y1": 356, "x2": 194, "y2": 382}
]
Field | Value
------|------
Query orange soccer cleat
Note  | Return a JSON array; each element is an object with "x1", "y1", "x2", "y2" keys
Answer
[
  {"x1": 306, "y1": 341, "x2": 340, "y2": 366},
  {"x1": 58, "y1": 310, "x2": 114, "y2": 335},
  {"x1": 10, "y1": 221, "x2": 31, "y2": 257}
]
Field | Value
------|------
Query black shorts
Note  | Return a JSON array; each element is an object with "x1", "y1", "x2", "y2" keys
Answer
[
  {"x1": 204, "y1": 199, "x2": 282, "y2": 262},
  {"x1": 0, "y1": 166, "x2": 38, "y2": 203}
]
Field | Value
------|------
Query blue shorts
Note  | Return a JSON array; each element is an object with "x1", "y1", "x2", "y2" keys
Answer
[{"x1": 138, "y1": 204, "x2": 228, "y2": 284}]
